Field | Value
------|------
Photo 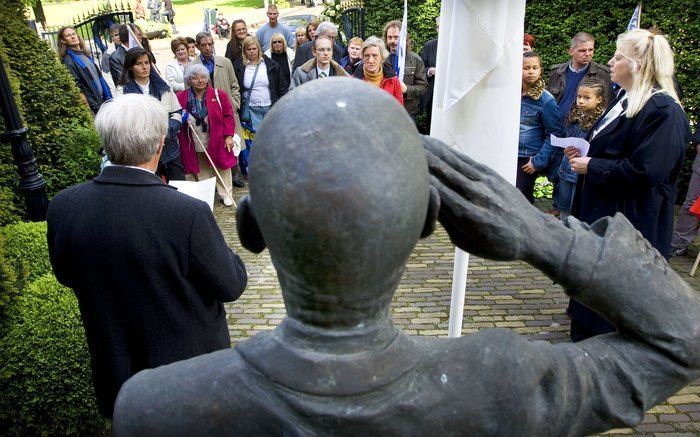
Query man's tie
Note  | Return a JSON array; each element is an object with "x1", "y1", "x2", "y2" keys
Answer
[{"x1": 320, "y1": 72, "x2": 327, "y2": 78}]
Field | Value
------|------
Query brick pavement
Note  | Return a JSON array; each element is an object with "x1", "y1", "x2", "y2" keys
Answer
[{"x1": 214, "y1": 188, "x2": 700, "y2": 436}]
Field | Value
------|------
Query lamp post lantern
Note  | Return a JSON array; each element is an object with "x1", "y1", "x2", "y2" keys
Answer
[{"x1": 0, "y1": 53, "x2": 49, "y2": 221}]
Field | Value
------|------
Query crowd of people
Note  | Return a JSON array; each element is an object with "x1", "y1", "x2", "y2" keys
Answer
[
  {"x1": 48, "y1": 4, "x2": 700, "y2": 423},
  {"x1": 57, "y1": 7, "x2": 438, "y2": 208}
]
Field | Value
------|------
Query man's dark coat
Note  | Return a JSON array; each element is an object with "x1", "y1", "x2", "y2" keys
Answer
[{"x1": 47, "y1": 166, "x2": 248, "y2": 417}]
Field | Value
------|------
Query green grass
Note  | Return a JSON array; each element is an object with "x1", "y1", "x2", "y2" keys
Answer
[{"x1": 41, "y1": 0, "x2": 264, "y2": 27}]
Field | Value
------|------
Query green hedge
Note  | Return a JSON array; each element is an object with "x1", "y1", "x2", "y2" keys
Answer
[
  {"x1": 361, "y1": 0, "x2": 440, "y2": 53},
  {"x1": 0, "y1": 221, "x2": 51, "y2": 329},
  {"x1": 0, "y1": 274, "x2": 108, "y2": 436},
  {"x1": 0, "y1": 0, "x2": 102, "y2": 225},
  {"x1": 0, "y1": 221, "x2": 51, "y2": 283}
]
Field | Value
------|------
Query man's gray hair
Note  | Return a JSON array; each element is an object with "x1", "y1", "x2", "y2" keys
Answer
[
  {"x1": 184, "y1": 63, "x2": 210, "y2": 84},
  {"x1": 195, "y1": 31, "x2": 213, "y2": 45},
  {"x1": 361, "y1": 36, "x2": 389, "y2": 61},
  {"x1": 570, "y1": 32, "x2": 595, "y2": 49},
  {"x1": 95, "y1": 94, "x2": 168, "y2": 166},
  {"x1": 316, "y1": 21, "x2": 338, "y2": 37}
]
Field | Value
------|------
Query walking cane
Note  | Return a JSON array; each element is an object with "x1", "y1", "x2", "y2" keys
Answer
[{"x1": 187, "y1": 122, "x2": 237, "y2": 208}]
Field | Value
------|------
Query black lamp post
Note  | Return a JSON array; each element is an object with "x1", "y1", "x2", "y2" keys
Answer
[{"x1": 0, "y1": 53, "x2": 49, "y2": 221}]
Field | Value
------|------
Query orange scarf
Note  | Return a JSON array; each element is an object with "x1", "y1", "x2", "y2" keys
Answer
[{"x1": 364, "y1": 65, "x2": 383, "y2": 87}]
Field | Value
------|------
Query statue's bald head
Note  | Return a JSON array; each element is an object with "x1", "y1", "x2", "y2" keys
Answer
[{"x1": 240, "y1": 78, "x2": 435, "y2": 327}]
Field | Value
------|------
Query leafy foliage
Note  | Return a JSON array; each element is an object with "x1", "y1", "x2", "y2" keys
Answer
[
  {"x1": 0, "y1": 274, "x2": 109, "y2": 436},
  {"x1": 0, "y1": 0, "x2": 102, "y2": 224},
  {"x1": 533, "y1": 176, "x2": 554, "y2": 199},
  {"x1": 0, "y1": 221, "x2": 51, "y2": 285},
  {"x1": 361, "y1": 0, "x2": 440, "y2": 53}
]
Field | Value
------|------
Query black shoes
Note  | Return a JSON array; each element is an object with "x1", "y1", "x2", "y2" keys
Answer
[
  {"x1": 232, "y1": 178, "x2": 245, "y2": 188},
  {"x1": 670, "y1": 246, "x2": 688, "y2": 257}
]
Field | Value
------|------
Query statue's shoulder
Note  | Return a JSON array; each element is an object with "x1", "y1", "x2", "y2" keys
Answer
[{"x1": 113, "y1": 349, "x2": 257, "y2": 435}]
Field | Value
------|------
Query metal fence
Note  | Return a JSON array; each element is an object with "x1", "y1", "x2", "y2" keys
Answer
[{"x1": 41, "y1": 8, "x2": 133, "y2": 62}]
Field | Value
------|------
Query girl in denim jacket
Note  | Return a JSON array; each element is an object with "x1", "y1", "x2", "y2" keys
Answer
[
  {"x1": 556, "y1": 78, "x2": 607, "y2": 219},
  {"x1": 517, "y1": 51, "x2": 562, "y2": 203}
]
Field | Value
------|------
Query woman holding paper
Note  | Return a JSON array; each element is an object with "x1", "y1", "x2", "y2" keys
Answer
[
  {"x1": 566, "y1": 29, "x2": 690, "y2": 341},
  {"x1": 177, "y1": 64, "x2": 238, "y2": 207}
]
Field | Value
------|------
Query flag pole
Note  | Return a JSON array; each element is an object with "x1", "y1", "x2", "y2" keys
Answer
[
  {"x1": 447, "y1": 249, "x2": 469, "y2": 337},
  {"x1": 430, "y1": 0, "x2": 525, "y2": 338}
]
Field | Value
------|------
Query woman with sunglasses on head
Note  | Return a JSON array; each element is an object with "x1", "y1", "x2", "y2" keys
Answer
[{"x1": 264, "y1": 32, "x2": 295, "y2": 91}]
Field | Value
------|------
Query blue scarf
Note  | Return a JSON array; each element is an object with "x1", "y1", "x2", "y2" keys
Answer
[
  {"x1": 187, "y1": 87, "x2": 209, "y2": 132},
  {"x1": 66, "y1": 49, "x2": 112, "y2": 101}
]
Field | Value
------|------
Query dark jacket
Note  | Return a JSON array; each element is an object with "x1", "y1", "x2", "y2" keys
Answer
[
  {"x1": 61, "y1": 52, "x2": 107, "y2": 114},
  {"x1": 420, "y1": 38, "x2": 438, "y2": 111},
  {"x1": 225, "y1": 38, "x2": 244, "y2": 67},
  {"x1": 340, "y1": 55, "x2": 361, "y2": 76},
  {"x1": 292, "y1": 40, "x2": 343, "y2": 71},
  {"x1": 389, "y1": 51, "x2": 428, "y2": 116},
  {"x1": 109, "y1": 44, "x2": 127, "y2": 85},
  {"x1": 233, "y1": 55, "x2": 288, "y2": 107},
  {"x1": 547, "y1": 61, "x2": 612, "y2": 105},
  {"x1": 47, "y1": 166, "x2": 248, "y2": 417},
  {"x1": 574, "y1": 92, "x2": 691, "y2": 258}
]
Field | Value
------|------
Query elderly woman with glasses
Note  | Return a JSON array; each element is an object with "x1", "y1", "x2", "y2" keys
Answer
[
  {"x1": 176, "y1": 64, "x2": 239, "y2": 207},
  {"x1": 353, "y1": 36, "x2": 403, "y2": 104},
  {"x1": 264, "y1": 32, "x2": 295, "y2": 91},
  {"x1": 233, "y1": 36, "x2": 288, "y2": 132}
]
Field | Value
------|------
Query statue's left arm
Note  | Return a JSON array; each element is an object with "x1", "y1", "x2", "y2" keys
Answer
[{"x1": 424, "y1": 136, "x2": 700, "y2": 435}]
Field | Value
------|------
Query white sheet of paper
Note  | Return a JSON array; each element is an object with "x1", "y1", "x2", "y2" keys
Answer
[
  {"x1": 550, "y1": 134, "x2": 591, "y2": 157},
  {"x1": 169, "y1": 178, "x2": 217, "y2": 212}
]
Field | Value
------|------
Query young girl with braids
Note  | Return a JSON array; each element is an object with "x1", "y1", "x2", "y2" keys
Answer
[
  {"x1": 556, "y1": 78, "x2": 607, "y2": 219},
  {"x1": 516, "y1": 51, "x2": 563, "y2": 203}
]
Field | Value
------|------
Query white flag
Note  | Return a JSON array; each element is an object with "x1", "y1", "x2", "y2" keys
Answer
[
  {"x1": 430, "y1": 0, "x2": 526, "y2": 337},
  {"x1": 396, "y1": 0, "x2": 408, "y2": 82},
  {"x1": 127, "y1": 25, "x2": 142, "y2": 49}
]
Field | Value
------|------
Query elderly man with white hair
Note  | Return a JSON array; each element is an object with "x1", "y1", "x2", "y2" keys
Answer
[{"x1": 46, "y1": 93, "x2": 248, "y2": 419}]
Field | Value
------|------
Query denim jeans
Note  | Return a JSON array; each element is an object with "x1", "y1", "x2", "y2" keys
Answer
[{"x1": 250, "y1": 105, "x2": 271, "y2": 132}]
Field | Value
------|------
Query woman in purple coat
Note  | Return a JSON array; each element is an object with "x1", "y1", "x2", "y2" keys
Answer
[{"x1": 177, "y1": 64, "x2": 238, "y2": 207}]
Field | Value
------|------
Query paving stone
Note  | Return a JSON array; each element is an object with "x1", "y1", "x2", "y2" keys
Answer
[
  {"x1": 648, "y1": 405, "x2": 678, "y2": 414},
  {"x1": 659, "y1": 414, "x2": 691, "y2": 422},
  {"x1": 667, "y1": 395, "x2": 700, "y2": 405},
  {"x1": 635, "y1": 423, "x2": 675, "y2": 432}
]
